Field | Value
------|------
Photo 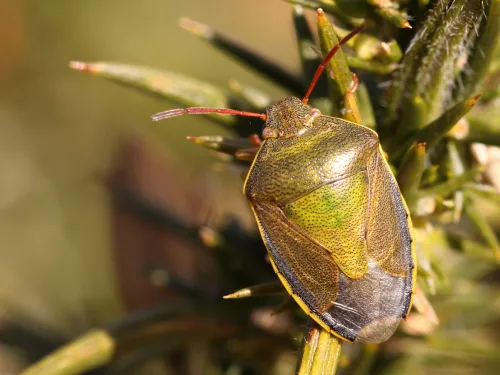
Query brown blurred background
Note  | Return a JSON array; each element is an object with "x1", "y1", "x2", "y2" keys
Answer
[{"x1": 0, "y1": 0, "x2": 301, "y2": 336}]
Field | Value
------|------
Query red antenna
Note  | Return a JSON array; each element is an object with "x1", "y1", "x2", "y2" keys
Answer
[
  {"x1": 151, "y1": 107, "x2": 266, "y2": 121},
  {"x1": 302, "y1": 23, "x2": 365, "y2": 105}
]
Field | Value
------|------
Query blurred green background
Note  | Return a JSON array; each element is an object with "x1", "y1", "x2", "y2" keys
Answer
[{"x1": 0, "y1": 0, "x2": 300, "y2": 335}]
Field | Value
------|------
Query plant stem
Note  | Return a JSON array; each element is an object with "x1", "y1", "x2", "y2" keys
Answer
[
  {"x1": 19, "y1": 330, "x2": 115, "y2": 375},
  {"x1": 297, "y1": 323, "x2": 342, "y2": 375}
]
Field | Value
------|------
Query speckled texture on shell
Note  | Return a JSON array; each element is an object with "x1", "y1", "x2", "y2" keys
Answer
[{"x1": 244, "y1": 97, "x2": 416, "y2": 343}]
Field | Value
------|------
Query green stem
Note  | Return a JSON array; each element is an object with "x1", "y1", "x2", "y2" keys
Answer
[
  {"x1": 19, "y1": 330, "x2": 115, "y2": 375},
  {"x1": 418, "y1": 166, "x2": 484, "y2": 197},
  {"x1": 317, "y1": 10, "x2": 362, "y2": 124},
  {"x1": 297, "y1": 323, "x2": 342, "y2": 375}
]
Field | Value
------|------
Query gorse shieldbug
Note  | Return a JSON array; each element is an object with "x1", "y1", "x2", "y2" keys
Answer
[{"x1": 152, "y1": 24, "x2": 416, "y2": 344}]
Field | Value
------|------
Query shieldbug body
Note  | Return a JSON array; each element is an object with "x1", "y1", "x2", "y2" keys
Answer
[{"x1": 152, "y1": 24, "x2": 416, "y2": 344}]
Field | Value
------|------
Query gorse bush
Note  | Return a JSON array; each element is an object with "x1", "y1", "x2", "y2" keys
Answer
[{"x1": 18, "y1": 1, "x2": 500, "y2": 375}]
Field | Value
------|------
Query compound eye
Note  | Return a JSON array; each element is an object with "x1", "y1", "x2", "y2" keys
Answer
[{"x1": 262, "y1": 126, "x2": 280, "y2": 139}]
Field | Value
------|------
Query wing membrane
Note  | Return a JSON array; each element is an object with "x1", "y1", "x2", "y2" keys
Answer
[{"x1": 320, "y1": 260, "x2": 408, "y2": 343}]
